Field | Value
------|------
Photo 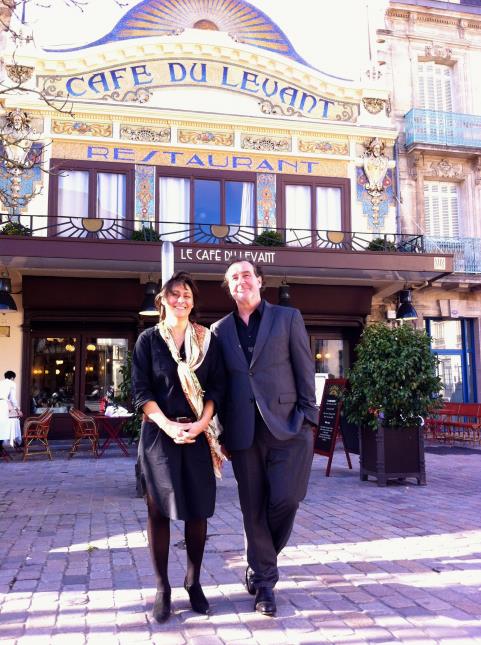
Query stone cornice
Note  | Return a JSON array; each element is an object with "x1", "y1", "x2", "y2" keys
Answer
[{"x1": 388, "y1": 6, "x2": 481, "y2": 30}]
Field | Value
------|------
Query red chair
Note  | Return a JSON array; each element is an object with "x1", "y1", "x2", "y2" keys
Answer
[
  {"x1": 68, "y1": 408, "x2": 99, "y2": 458},
  {"x1": 22, "y1": 410, "x2": 54, "y2": 461}
]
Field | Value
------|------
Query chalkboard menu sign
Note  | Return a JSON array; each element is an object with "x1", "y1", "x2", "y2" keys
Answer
[{"x1": 314, "y1": 378, "x2": 352, "y2": 476}]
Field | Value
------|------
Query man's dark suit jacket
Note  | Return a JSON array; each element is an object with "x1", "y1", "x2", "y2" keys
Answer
[{"x1": 211, "y1": 301, "x2": 318, "y2": 451}]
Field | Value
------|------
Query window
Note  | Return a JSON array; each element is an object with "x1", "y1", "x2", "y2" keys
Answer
[
  {"x1": 417, "y1": 62, "x2": 454, "y2": 144},
  {"x1": 423, "y1": 181, "x2": 459, "y2": 237},
  {"x1": 417, "y1": 62, "x2": 453, "y2": 112},
  {"x1": 50, "y1": 160, "x2": 133, "y2": 238},
  {"x1": 30, "y1": 334, "x2": 130, "y2": 414},
  {"x1": 157, "y1": 170, "x2": 255, "y2": 243},
  {"x1": 279, "y1": 177, "x2": 348, "y2": 247},
  {"x1": 425, "y1": 319, "x2": 476, "y2": 403},
  {"x1": 31, "y1": 337, "x2": 77, "y2": 413}
]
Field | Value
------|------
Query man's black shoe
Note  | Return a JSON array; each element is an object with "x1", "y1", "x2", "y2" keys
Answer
[
  {"x1": 245, "y1": 566, "x2": 256, "y2": 595},
  {"x1": 254, "y1": 587, "x2": 276, "y2": 616}
]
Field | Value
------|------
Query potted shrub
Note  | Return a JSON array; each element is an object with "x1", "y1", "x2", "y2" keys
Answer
[
  {"x1": 367, "y1": 237, "x2": 397, "y2": 252},
  {"x1": 343, "y1": 322, "x2": 442, "y2": 486},
  {"x1": 253, "y1": 229, "x2": 284, "y2": 246},
  {"x1": 0, "y1": 221, "x2": 32, "y2": 236},
  {"x1": 130, "y1": 226, "x2": 160, "y2": 242}
]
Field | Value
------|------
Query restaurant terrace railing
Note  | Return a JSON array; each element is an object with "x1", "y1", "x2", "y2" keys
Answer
[
  {"x1": 425, "y1": 236, "x2": 481, "y2": 274},
  {"x1": 0, "y1": 214, "x2": 427, "y2": 253},
  {"x1": 405, "y1": 108, "x2": 481, "y2": 148}
]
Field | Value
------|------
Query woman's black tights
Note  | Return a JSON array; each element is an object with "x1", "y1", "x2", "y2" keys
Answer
[
  {"x1": 147, "y1": 496, "x2": 170, "y2": 593},
  {"x1": 147, "y1": 496, "x2": 207, "y2": 591},
  {"x1": 184, "y1": 518, "x2": 207, "y2": 587}
]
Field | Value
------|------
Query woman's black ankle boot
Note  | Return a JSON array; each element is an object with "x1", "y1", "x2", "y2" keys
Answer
[
  {"x1": 152, "y1": 590, "x2": 171, "y2": 623},
  {"x1": 184, "y1": 578, "x2": 209, "y2": 614}
]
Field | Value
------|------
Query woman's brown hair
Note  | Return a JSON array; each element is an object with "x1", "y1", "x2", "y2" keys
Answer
[{"x1": 154, "y1": 271, "x2": 199, "y2": 321}]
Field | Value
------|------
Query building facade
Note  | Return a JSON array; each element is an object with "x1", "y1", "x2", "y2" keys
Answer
[
  {"x1": 386, "y1": 0, "x2": 481, "y2": 403},
  {"x1": 0, "y1": 0, "x2": 453, "y2": 435}
]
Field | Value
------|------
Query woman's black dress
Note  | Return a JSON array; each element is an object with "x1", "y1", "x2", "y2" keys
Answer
[{"x1": 132, "y1": 326, "x2": 224, "y2": 520}]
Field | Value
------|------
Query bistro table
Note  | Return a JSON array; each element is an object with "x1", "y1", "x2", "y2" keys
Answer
[{"x1": 95, "y1": 415, "x2": 131, "y2": 457}]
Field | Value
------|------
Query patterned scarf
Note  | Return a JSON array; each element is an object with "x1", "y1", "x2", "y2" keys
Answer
[{"x1": 157, "y1": 319, "x2": 226, "y2": 478}]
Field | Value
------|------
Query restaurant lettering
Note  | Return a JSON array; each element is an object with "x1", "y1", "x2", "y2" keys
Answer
[
  {"x1": 179, "y1": 247, "x2": 276, "y2": 264},
  {"x1": 44, "y1": 59, "x2": 358, "y2": 123},
  {"x1": 87, "y1": 145, "x2": 320, "y2": 173},
  {"x1": 52, "y1": 142, "x2": 348, "y2": 177}
]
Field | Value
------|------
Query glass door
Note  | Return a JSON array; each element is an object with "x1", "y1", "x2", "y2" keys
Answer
[
  {"x1": 310, "y1": 336, "x2": 349, "y2": 405},
  {"x1": 83, "y1": 337, "x2": 128, "y2": 412}
]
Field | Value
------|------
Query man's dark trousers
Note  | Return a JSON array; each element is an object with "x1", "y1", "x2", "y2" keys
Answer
[{"x1": 230, "y1": 415, "x2": 314, "y2": 589}]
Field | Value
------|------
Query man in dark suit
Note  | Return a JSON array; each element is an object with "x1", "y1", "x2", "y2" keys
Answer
[{"x1": 211, "y1": 260, "x2": 317, "y2": 616}]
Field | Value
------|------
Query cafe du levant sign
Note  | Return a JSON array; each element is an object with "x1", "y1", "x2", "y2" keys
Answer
[{"x1": 39, "y1": 59, "x2": 359, "y2": 123}]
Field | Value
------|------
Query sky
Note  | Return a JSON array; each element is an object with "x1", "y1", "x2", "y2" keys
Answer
[{"x1": 17, "y1": 0, "x2": 381, "y2": 80}]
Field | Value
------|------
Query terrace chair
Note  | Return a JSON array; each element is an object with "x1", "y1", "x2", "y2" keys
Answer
[
  {"x1": 68, "y1": 408, "x2": 99, "y2": 458},
  {"x1": 22, "y1": 409, "x2": 54, "y2": 461},
  {"x1": 425, "y1": 403, "x2": 460, "y2": 441}
]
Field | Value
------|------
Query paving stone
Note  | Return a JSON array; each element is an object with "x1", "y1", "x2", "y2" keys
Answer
[{"x1": 0, "y1": 445, "x2": 481, "y2": 643}]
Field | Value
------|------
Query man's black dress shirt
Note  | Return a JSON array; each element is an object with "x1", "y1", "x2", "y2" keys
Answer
[{"x1": 234, "y1": 299, "x2": 265, "y2": 364}]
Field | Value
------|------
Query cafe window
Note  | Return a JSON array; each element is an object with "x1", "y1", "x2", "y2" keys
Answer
[
  {"x1": 310, "y1": 335, "x2": 349, "y2": 405},
  {"x1": 158, "y1": 170, "x2": 255, "y2": 242},
  {"x1": 50, "y1": 160, "x2": 133, "y2": 238},
  {"x1": 279, "y1": 176, "x2": 349, "y2": 247},
  {"x1": 425, "y1": 318, "x2": 476, "y2": 403},
  {"x1": 31, "y1": 337, "x2": 76, "y2": 413},
  {"x1": 84, "y1": 337, "x2": 128, "y2": 413},
  {"x1": 30, "y1": 335, "x2": 129, "y2": 414}
]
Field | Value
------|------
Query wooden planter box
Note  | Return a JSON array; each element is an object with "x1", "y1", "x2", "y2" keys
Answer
[{"x1": 360, "y1": 423, "x2": 426, "y2": 487}]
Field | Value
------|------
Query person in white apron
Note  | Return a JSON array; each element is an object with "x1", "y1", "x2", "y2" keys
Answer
[{"x1": 0, "y1": 371, "x2": 22, "y2": 449}]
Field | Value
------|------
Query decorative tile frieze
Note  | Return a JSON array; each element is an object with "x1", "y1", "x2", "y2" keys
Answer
[
  {"x1": 257, "y1": 173, "x2": 276, "y2": 229},
  {"x1": 121, "y1": 124, "x2": 171, "y2": 142},
  {"x1": 178, "y1": 129, "x2": 234, "y2": 146},
  {"x1": 298, "y1": 139, "x2": 349, "y2": 155},
  {"x1": 241, "y1": 134, "x2": 291, "y2": 152},
  {"x1": 52, "y1": 120, "x2": 112, "y2": 137},
  {"x1": 135, "y1": 165, "x2": 156, "y2": 221}
]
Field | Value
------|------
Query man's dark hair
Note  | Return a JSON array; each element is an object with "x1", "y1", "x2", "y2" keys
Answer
[
  {"x1": 222, "y1": 259, "x2": 266, "y2": 293},
  {"x1": 154, "y1": 271, "x2": 199, "y2": 321},
  {"x1": 4, "y1": 371, "x2": 16, "y2": 380}
]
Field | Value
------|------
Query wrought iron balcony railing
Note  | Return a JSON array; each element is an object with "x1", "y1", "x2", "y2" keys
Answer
[
  {"x1": 405, "y1": 108, "x2": 481, "y2": 148},
  {"x1": 425, "y1": 236, "x2": 481, "y2": 274},
  {"x1": 0, "y1": 214, "x2": 427, "y2": 253}
]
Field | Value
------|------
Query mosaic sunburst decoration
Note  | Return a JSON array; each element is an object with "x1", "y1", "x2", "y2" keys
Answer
[{"x1": 49, "y1": 0, "x2": 309, "y2": 66}]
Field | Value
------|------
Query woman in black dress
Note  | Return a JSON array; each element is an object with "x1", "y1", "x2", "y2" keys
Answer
[{"x1": 132, "y1": 271, "x2": 225, "y2": 623}]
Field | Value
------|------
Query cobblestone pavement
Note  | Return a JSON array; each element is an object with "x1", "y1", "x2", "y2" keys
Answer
[{"x1": 1, "y1": 442, "x2": 481, "y2": 645}]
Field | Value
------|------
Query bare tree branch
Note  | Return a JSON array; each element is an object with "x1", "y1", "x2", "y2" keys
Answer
[{"x1": 0, "y1": 0, "x2": 134, "y2": 212}]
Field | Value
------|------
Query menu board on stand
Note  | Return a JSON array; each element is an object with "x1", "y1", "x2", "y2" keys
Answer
[{"x1": 314, "y1": 378, "x2": 352, "y2": 476}]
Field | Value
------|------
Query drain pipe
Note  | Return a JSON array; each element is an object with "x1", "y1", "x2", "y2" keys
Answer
[{"x1": 393, "y1": 136, "x2": 402, "y2": 236}]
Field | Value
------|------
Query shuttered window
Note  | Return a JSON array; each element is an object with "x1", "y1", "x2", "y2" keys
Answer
[
  {"x1": 417, "y1": 62, "x2": 453, "y2": 111},
  {"x1": 423, "y1": 181, "x2": 459, "y2": 237}
]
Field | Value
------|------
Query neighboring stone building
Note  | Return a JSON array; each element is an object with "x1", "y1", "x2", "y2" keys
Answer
[
  {"x1": 384, "y1": 0, "x2": 481, "y2": 401},
  {"x1": 0, "y1": 0, "x2": 456, "y2": 434}
]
